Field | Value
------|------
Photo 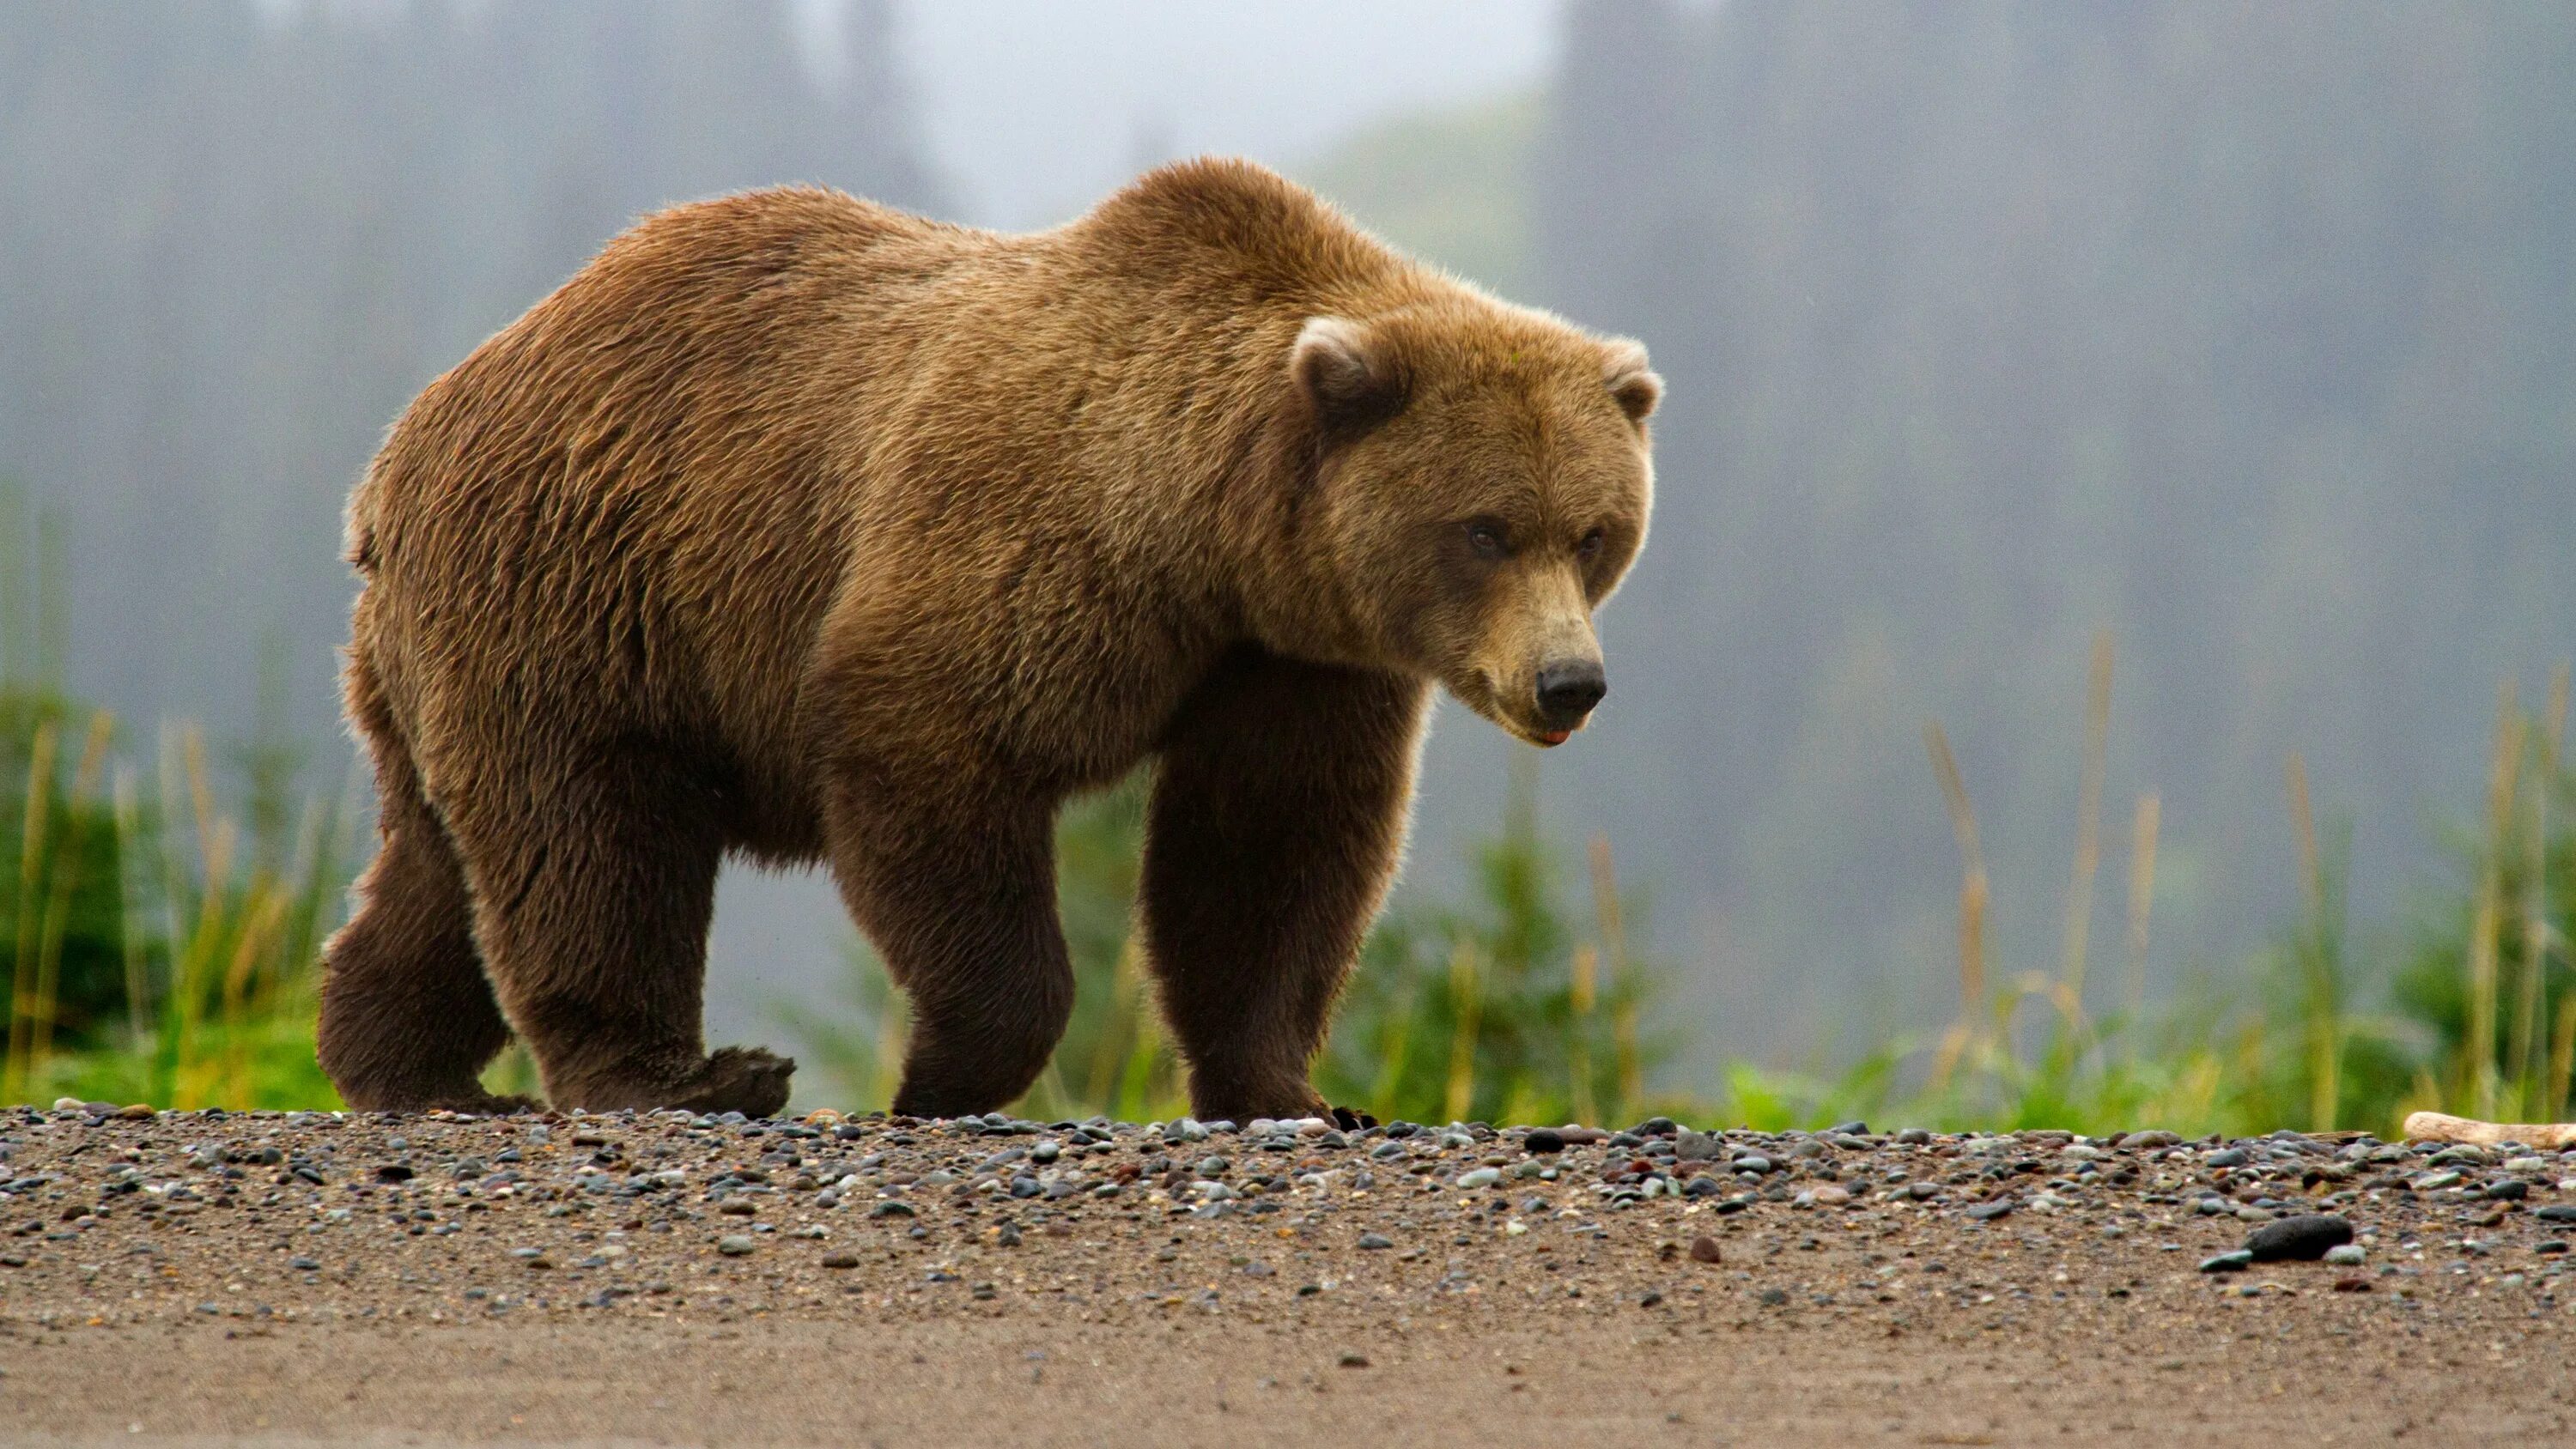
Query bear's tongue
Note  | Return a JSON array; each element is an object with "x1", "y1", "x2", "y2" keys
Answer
[{"x1": 1540, "y1": 729, "x2": 1571, "y2": 746}]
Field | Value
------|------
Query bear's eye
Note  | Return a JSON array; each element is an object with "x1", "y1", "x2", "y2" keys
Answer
[
  {"x1": 1577, "y1": 528, "x2": 1607, "y2": 561},
  {"x1": 1465, "y1": 520, "x2": 1509, "y2": 560}
]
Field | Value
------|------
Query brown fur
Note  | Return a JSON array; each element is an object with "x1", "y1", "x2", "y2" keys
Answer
[{"x1": 316, "y1": 158, "x2": 1658, "y2": 1123}]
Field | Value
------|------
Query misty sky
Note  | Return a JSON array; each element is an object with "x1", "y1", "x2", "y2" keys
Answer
[{"x1": 884, "y1": 0, "x2": 1554, "y2": 227}]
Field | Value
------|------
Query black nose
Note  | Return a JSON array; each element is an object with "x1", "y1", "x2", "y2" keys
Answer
[{"x1": 1535, "y1": 659, "x2": 1607, "y2": 727}]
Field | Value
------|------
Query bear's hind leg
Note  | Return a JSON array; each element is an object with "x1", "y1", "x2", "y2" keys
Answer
[
  {"x1": 448, "y1": 749, "x2": 793, "y2": 1116},
  {"x1": 1140, "y1": 653, "x2": 1429, "y2": 1125},
  {"x1": 317, "y1": 721, "x2": 524, "y2": 1113}
]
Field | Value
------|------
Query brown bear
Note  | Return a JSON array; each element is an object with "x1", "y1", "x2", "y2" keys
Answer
[{"x1": 315, "y1": 157, "x2": 1659, "y2": 1124}]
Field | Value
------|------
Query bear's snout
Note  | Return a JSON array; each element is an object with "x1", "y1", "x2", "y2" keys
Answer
[{"x1": 1534, "y1": 657, "x2": 1607, "y2": 731}]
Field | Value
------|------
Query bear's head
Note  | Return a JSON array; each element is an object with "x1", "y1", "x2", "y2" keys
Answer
[{"x1": 1284, "y1": 303, "x2": 1659, "y2": 747}]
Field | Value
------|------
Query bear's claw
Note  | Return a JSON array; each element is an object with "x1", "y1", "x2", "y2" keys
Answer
[{"x1": 669, "y1": 1046, "x2": 797, "y2": 1119}]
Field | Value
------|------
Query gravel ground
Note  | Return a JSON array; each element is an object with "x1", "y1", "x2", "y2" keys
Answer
[{"x1": 4, "y1": 1101, "x2": 2573, "y2": 1446}]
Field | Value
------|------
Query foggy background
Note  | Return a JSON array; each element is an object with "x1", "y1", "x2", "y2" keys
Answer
[{"x1": 4, "y1": 1, "x2": 2571, "y2": 1079}]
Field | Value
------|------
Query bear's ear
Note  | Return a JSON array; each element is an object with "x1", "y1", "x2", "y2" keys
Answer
[
  {"x1": 1291, "y1": 316, "x2": 1406, "y2": 433},
  {"x1": 1601, "y1": 339, "x2": 1662, "y2": 424}
]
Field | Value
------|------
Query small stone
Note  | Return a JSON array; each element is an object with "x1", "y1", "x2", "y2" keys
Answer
[
  {"x1": 2245, "y1": 1214, "x2": 2354, "y2": 1262},
  {"x1": 1808, "y1": 1185, "x2": 1851, "y2": 1207},
  {"x1": 2483, "y1": 1179, "x2": 2529, "y2": 1201},
  {"x1": 52, "y1": 1097, "x2": 82, "y2": 1112},
  {"x1": 2535, "y1": 1204, "x2": 2576, "y2": 1223},
  {"x1": 116, "y1": 1104, "x2": 155, "y2": 1120},
  {"x1": 1630, "y1": 1117, "x2": 1678, "y2": 1137},
  {"x1": 2122, "y1": 1131, "x2": 2182, "y2": 1150},
  {"x1": 1337, "y1": 1352, "x2": 1370, "y2": 1368},
  {"x1": 2331, "y1": 1276, "x2": 2372, "y2": 1293},
  {"x1": 1674, "y1": 1131, "x2": 1720, "y2": 1161},
  {"x1": 1456, "y1": 1167, "x2": 1501, "y2": 1189},
  {"x1": 2534, "y1": 1240, "x2": 2569, "y2": 1256},
  {"x1": 717, "y1": 1235, "x2": 756, "y2": 1256},
  {"x1": 2199, "y1": 1250, "x2": 2253, "y2": 1274},
  {"x1": 1895, "y1": 1128, "x2": 1934, "y2": 1145},
  {"x1": 288, "y1": 1256, "x2": 319, "y2": 1271},
  {"x1": 821, "y1": 1251, "x2": 860, "y2": 1269},
  {"x1": 2322, "y1": 1244, "x2": 2366, "y2": 1266},
  {"x1": 1826, "y1": 1120, "x2": 1868, "y2": 1137},
  {"x1": 1357, "y1": 1233, "x2": 1394, "y2": 1250},
  {"x1": 870, "y1": 1202, "x2": 915, "y2": 1219},
  {"x1": 1965, "y1": 1199, "x2": 2014, "y2": 1221},
  {"x1": 1689, "y1": 1235, "x2": 1722, "y2": 1264}
]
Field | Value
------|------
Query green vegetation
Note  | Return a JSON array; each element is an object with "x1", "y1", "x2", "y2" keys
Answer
[{"x1": 3, "y1": 487, "x2": 354, "y2": 1111}]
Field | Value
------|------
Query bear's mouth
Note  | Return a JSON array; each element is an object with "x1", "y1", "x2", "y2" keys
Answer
[{"x1": 1453, "y1": 671, "x2": 1580, "y2": 748}]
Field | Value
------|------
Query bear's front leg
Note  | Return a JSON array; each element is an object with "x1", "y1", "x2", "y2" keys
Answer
[
  {"x1": 822, "y1": 762, "x2": 1076, "y2": 1119},
  {"x1": 1141, "y1": 652, "x2": 1430, "y2": 1125}
]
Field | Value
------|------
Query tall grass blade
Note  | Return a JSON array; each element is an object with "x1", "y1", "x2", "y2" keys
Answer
[
  {"x1": 2124, "y1": 791, "x2": 2160, "y2": 1031},
  {"x1": 1924, "y1": 722, "x2": 1989, "y2": 1038},
  {"x1": 1569, "y1": 943, "x2": 1598, "y2": 1129},
  {"x1": 1443, "y1": 939, "x2": 1480, "y2": 1124},
  {"x1": 5, "y1": 718, "x2": 58, "y2": 1100},
  {"x1": 27, "y1": 711, "x2": 111, "y2": 1082},
  {"x1": 2467, "y1": 683, "x2": 2524, "y2": 1119},
  {"x1": 2060, "y1": 631, "x2": 2112, "y2": 1003},
  {"x1": 2512, "y1": 664, "x2": 2567, "y2": 1106}
]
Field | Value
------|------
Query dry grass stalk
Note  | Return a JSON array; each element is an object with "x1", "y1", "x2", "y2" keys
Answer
[
  {"x1": 2467, "y1": 683, "x2": 2524, "y2": 1119},
  {"x1": 2286, "y1": 752, "x2": 2339, "y2": 1131},
  {"x1": 1443, "y1": 939, "x2": 1481, "y2": 1124},
  {"x1": 1923, "y1": 722, "x2": 1988, "y2": 1082},
  {"x1": 1569, "y1": 943, "x2": 1599, "y2": 1131},
  {"x1": 2060, "y1": 631, "x2": 2113, "y2": 1003},
  {"x1": 2512, "y1": 664, "x2": 2567, "y2": 1101},
  {"x1": 1589, "y1": 834, "x2": 1641, "y2": 1120},
  {"x1": 2124, "y1": 791, "x2": 2160, "y2": 1026},
  {"x1": 4, "y1": 718, "x2": 58, "y2": 1100}
]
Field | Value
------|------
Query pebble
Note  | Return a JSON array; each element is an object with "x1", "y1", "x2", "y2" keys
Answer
[
  {"x1": 2535, "y1": 1205, "x2": 2576, "y2": 1223},
  {"x1": 2199, "y1": 1250, "x2": 2253, "y2": 1274},
  {"x1": 717, "y1": 1235, "x2": 756, "y2": 1256},
  {"x1": 2323, "y1": 1244, "x2": 2366, "y2": 1266},
  {"x1": 1356, "y1": 1233, "x2": 1394, "y2": 1250},
  {"x1": 2245, "y1": 1215, "x2": 2354, "y2": 1262},
  {"x1": 1689, "y1": 1236, "x2": 1722, "y2": 1264},
  {"x1": 1456, "y1": 1167, "x2": 1502, "y2": 1189},
  {"x1": 1522, "y1": 1129, "x2": 1565, "y2": 1155},
  {"x1": 1966, "y1": 1200, "x2": 2014, "y2": 1221},
  {"x1": 821, "y1": 1251, "x2": 860, "y2": 1270}
]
